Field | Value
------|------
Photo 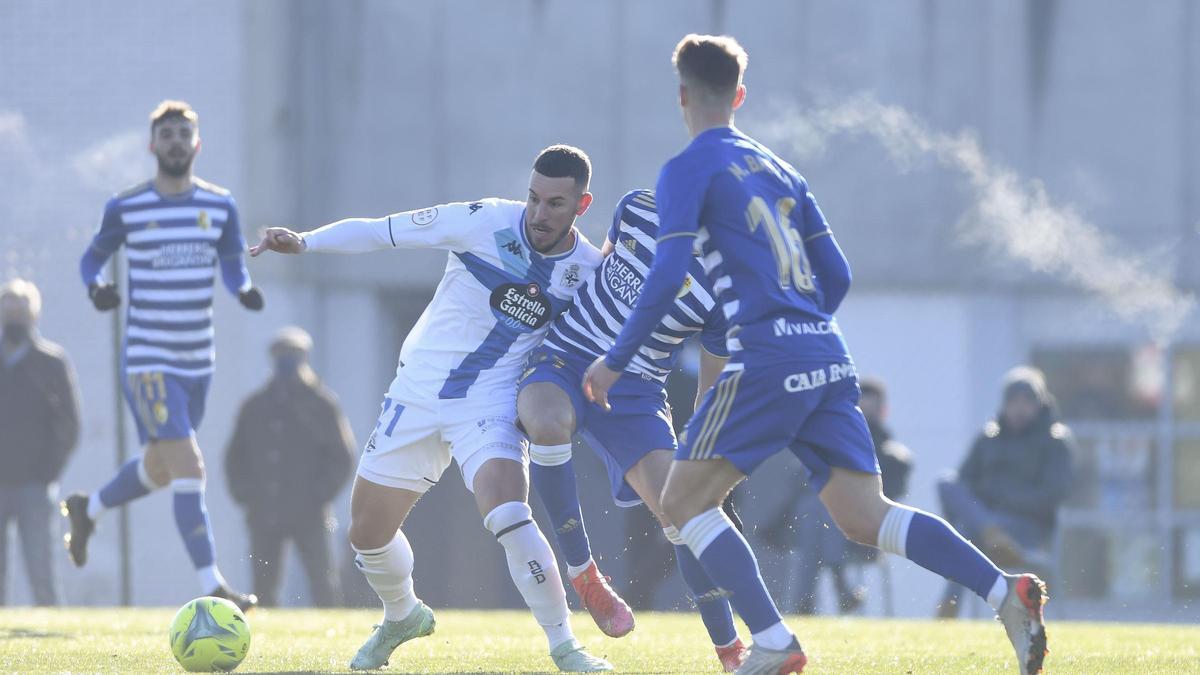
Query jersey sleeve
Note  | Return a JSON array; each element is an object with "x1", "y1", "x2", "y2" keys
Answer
[
  {"x1": 217, "y1": 198, "x2": 252, "y2": 295},
  {"x1": 610, "y1": 189, "x2": 653, "y2": 245},
  {"x1": 303, "y1": 201, "x2": 484, "y2": 253},
  {"x1": 798, "y1": 178, "x2": 832, "y2": 243},
  {"x1": 79, "y1": 199, "x2": 124, "y2": 287},
  {"x1": 216, "y1": 196, "x2": 248, "y2": 258}
]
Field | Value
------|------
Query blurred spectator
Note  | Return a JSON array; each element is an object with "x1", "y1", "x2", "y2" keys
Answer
[
  {"x1": 936, "y1": 366, "x2": 1074, "y2": 618},
  {"x1": 776, "y1": 377, "x2": 912, "y2": 614},
  {"x1": 224, "y1": 327, "x2": 355, "y2": 607},
  {"x1": 0, "y1": 279, "x2": 80, "y2": 606}
]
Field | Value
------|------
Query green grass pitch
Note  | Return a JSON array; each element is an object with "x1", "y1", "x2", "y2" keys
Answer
[{"x1": 1, "y1": 607, "x2": 1197, "y2": 673}]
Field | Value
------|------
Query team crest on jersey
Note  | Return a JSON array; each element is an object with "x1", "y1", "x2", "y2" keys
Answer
[
  {"x1": 561, "y1": 263, "x2": 581, "y2": 289},
  {"x1": 677, "y1": 275, "x2": 693, "y2": 299},
  {"x1": 197, "y1": 210, "x2": 211, "y2": 230},
  {"x1": 146, "y1": 220, "x2": 159, "y2": 230},
  {"x1": 621, "y1": 237, "x2": 637, "y2": 255}
]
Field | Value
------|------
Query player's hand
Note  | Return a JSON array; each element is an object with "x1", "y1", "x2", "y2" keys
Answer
[
  {"x1": 250, "y1": 227, "x2": 306, "y2": 256},
  {"x1": 582, "y1": 356, "x2": 621, "y2": 412},
  {"x1": 238, "y1": 287, "x2": 265, "y2": 311},
  {"x1": 88, "y1": 283, "x2": 120, "y2": 311}
]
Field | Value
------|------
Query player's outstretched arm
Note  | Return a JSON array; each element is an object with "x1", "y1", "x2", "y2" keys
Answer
[{"x1": 249, "y1": 227, "x2": 307, "y2": 256}]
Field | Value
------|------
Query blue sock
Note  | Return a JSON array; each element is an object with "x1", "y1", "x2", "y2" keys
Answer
[
  {"x1": 672, "y1": 537, "x2": 738, "y2": 646},
  {"x1": 878, "y1": 505, "x2": 1002, "y2": 601},
  {"x1": 172, "y1": 479, "x2": 216, "y2": 570},
  {"x1": 680, "y1": 508, "x2": 783, "y2": 635},
  {"x1": 529, "y1": 445, "x2": 592, "y2": 569},
  {"x1": 97, "y1": 457, "x2": 155, "y2": 509}
]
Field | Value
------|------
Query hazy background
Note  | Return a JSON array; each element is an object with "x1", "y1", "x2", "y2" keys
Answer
[{"x1": 1, "y1": 0, "x2": 1198, "y2": 622}]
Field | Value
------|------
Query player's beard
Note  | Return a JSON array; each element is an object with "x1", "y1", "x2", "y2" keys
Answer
[
  {"x1": 527, "y1": 221, "x2": 573, "y2": 254},
  {"x1": 156, "y1": 150, "x2": 195, "y2": 178}
]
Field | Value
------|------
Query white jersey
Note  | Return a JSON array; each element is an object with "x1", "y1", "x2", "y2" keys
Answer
[{"x1": 303, "y1": 198, "x2": 602, "y2": 401}]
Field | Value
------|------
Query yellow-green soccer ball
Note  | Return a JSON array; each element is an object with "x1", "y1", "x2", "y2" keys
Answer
[{"x1": 168, "y1": 596, "x2": 251, "y2": 672}]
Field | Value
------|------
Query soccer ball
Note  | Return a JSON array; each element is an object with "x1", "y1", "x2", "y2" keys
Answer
[{"x1": 168, "y1": 596, "x2": 251, "y2": 672}]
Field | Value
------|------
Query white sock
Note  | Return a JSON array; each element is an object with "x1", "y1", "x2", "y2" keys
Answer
[
  {"x1": 986, "y1": 574, "x2": 1010, "y2": 610},
  {"x1": 198, "y1": 565, "x2": 226, "y2": 592},
  {"x1": 751, "y1": 620, "x2": 796, "y2": 651},
  {"x1": 661, "y1": 525, "x2": 685, "y2": 546},
  {"x1": 678, "y1": 507, "x2": 732, "y2": 558},
  {"x1": 354, "y1": 531, "x2": 420, "y2": 622},
  {"x1": 876, "y1": 505, "x2": 915, "y2": 557},
  {"x1": 529, "y1": 443, "x2": 572, "y2": 467},
  {"x1": 567, "y1": 557, "x2": 594, "y2": 580},
  {"x1": 484, "y1": 501, "x2": 573, "y2": 650},
  {"x1": 86, "y1": 492, "x2": 105, "y2": 521}
]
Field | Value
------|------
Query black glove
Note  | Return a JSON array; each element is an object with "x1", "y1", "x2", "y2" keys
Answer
[
  {"x1": 88, "y1": 283, "x2": 120, "y2": 311},
  {"x1": 238, "y1": 287, "x2": 264, "y2": 311}
]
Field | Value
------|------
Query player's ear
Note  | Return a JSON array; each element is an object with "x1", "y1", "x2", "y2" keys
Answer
[
  {"x1": 732, "y1": 84, "x2": 746, "y2": 111},
  {"x1": 679, "y1": 83, "x2": 688, "y2": 108},
  {"x1": 576, "y1": 192, "x2": 593, "y2": 216}
]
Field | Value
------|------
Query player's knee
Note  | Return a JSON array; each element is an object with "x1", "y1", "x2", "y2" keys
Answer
[
  {"x1": 660, "y1": 487, "x2": 704, "y2": 529},
  {"x1": 519, "y1": 409, "x2": 573, "y2": 445},
  {"x1": 348, "y1": 519, "x2": 393, "y2": 552},
  {"x1": 830, "y1": 505, "x2": 885, "y2": 546}
]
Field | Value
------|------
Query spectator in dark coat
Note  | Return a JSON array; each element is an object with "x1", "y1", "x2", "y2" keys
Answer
[
  {"x1": 936, "y1": 366, "x2": 1074, "y2": 618},
  {"x1": 225, "y1": 327, "x2": 354, "y2": 607},
  {"x1": 0, "y1": 279, "x2": 80, "y2": 605}
]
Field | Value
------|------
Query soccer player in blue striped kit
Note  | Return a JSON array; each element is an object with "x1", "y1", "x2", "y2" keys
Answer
[
  {"x1": 584, "y1": 36, "x2": 1049, "y2": 675},
  {"x1": 64, "y1": 101, "x2": 263, "y2": 610},
  {"x1": 519, "y1": 189, "x2": 749, "y2": 671}
]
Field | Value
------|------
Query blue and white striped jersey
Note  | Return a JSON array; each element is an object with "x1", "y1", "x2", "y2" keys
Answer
[
  {"x1": 81, "y1": 179, "x2": 249, "y2": 377},
  {"x1": 543, "y1": 190, "x2": 728, "y2": 383}
]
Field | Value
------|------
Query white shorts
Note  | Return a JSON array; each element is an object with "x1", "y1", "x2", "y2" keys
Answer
[{"x1": 356, "y1": 387, "x2": 527, "y2": 494}]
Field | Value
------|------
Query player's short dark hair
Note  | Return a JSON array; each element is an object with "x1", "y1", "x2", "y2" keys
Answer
[
  {"x1": 672, "y1": 34, "x2": 748, "y2": 102},
  {"x1": 860, "y1": 377, "x2": 887, "y2": 402},
  {"x1": 533, "y1": 145, "x2": 591, "y2": 190},
  {"x1": 149, "y1": 100, "x2": 198, "y2": 134}
]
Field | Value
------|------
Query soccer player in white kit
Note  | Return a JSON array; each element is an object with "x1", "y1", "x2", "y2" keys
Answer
[{"x1": 251, "y1": 146, "x2": 611, "y2": 672}]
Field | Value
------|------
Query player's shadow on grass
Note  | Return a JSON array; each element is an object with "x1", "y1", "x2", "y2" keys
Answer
[{"x1": 0, "y1": 627, "x2": 70, "y2": 639}]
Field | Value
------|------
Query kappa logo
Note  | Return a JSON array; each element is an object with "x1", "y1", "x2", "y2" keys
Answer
[
  {"x1": 468, "y1": 202, "x2": 483, "y2": 215},
  {"x1": 562, "y1": 263, "x2": 581, "y2": 288},
  {"x1": 503, "y1": 240, "x2": 524, "y2": 257}
]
